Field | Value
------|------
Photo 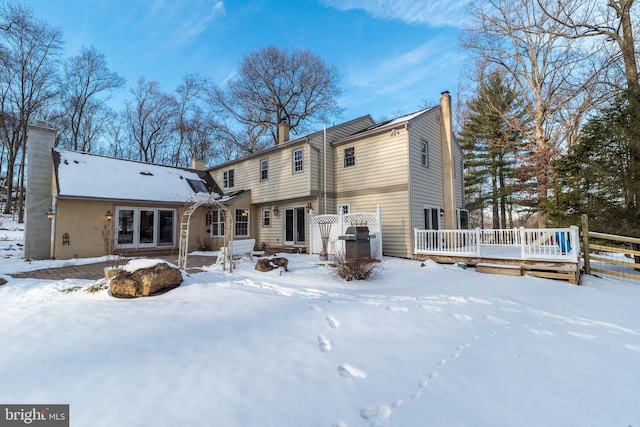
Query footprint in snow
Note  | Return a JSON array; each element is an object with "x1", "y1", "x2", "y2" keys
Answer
[
  {"x1": 307, "y1": 304, "x2": 322, "y2": 312},
  {"x1": 326, "y1": 315, "x2": 340, "y2": 329},
  {"x1": 449, "y1": 313, "x2": 473, "y2": 322},
  {"x1": 530, "y1": 329, "x2": 555, "y2": 336},
  {"x1": 484, "y1": 314, "x2": 510, "y2": 325},
  {"x1": 360, "y1": 405, "x2": 391, "y2": 421},
  {"x1": 337, "y1": 363, "x2": 367, "y2": 379},
  {"x1": 387, "y1": 306, "x2": 409, "y2": 312},
  {"x1": 318, "y1": 334, "x2": 332, "y2": 353},
  {"x1": 566, "y1": 331, "x2": 597, "y2": 340}
]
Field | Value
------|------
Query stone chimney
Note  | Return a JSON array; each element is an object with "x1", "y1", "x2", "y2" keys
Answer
[
  {"x1": 440, "y1": 91, "x2": 457, "y2": 229},
  {"x1": 277, "y1": 118, "x2": 290, "y2": 144},
  {"x1": 24, "y1": 123, "x2": 56, "y2": 260},
  {"x1": 191, "y1": 158, "x2": 205, "y2": 170}
]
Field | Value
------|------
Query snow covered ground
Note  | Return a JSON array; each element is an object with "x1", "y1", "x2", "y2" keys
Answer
[{"x1": 1, "y1": 214, "x2": 639, "y2": 427}]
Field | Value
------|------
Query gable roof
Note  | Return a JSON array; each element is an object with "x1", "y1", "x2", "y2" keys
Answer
[
  {"x1": 207, "y1": 114, "x2": 375, "y2": 170},
  {"x1": 53, "y1": 149, "x2": 221, "y2": 203},
  {"x1": 350, "y1": 107, "x2": 435, "y2": 137}
]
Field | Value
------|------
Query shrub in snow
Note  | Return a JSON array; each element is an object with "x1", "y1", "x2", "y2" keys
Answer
[{"x1": 333, "y1": 251, "x2": 379, "y2": 281}]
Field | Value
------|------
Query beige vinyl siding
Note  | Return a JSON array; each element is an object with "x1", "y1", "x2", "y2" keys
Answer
[
  {"x1": 209, "y1": 142, "x2": 311, "y2": 204},
  {"x1": 307, "y1": 116, "x2": 375, "y2": 214},
  {"x1": 335, "y1": 130, "x2": 409, "y2": 192},
  {"x1": 408, "y1": 109, "x2": 445, "y2": 232},
  {"x1": 334, "y1": 127, "x2": 412, "y2": 258},
  {"x1": 453, "y1": 138, "x2": 465, "y2": 208},
  {"x1": 336, "y1": 192, "x2": 411, "y2": 258}
]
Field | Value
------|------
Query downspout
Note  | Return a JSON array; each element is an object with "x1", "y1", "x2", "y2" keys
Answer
[
  {"x1": 49, "y1": 195, "x2": 57, "y2": 259},
  {"x1": 323, "y1": 125, "x2": 327, "y2": 215}
]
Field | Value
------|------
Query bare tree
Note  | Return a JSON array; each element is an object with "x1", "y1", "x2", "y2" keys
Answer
[
  {"x1": 464, "y1": 0, "x2": 601, "y2": 226},
  {"x1": 171, "y1": 73, "x2": 211, "y2": 167},
  {"x1": 212, "y1": 46, "x2": 343, "y2": 151},
  {"x1": 0, "y1": 3, "x2": 62, "y2": 219},
  {"x1": 538, "y1": 0, "x2": 638, "y2": 92},
  {"x1": 58, "y1": 45, "x2": 125, "y2": 151},
  {"x1": 124, "y1": 77, "x2": 178, "y2": 163}
]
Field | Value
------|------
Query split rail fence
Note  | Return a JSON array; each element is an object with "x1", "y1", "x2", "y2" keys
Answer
[{"x1": 581, "y1": 214, "x2": 640, "y2": 282}]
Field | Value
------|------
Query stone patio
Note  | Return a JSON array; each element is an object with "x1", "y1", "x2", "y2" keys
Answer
[{"x1": 9, "y1": 255, "x2": 218, "y2": 281}]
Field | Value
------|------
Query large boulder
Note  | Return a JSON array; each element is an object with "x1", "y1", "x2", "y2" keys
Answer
[
  {"x1": 110, "y1": 261, "x2": 182, "y2": 298},
  {"x1": 255, "y1": 257, "x2": 289, "y2": 273}
]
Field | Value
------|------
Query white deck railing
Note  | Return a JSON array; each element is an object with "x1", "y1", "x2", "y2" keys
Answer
[{"x1": 414, "y1": 226, "x2": 580, "y2": 262}]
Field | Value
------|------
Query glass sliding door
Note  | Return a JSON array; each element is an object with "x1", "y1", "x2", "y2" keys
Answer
[
  {"x1": 114, "y1": 207, "x2": 175, "y2": 249},
  {"x1": 284, "y1": 207, "x2": 306, "y2": 246},
  {"x1": 139, "y1": 210, "x2": 156, "y2": 246},
  {"x1": 158, "y1": 210, "x2": 175, "y2": 246},
  {"x1": 117, "y1": 209, "x2": 135, "y2": 247}
]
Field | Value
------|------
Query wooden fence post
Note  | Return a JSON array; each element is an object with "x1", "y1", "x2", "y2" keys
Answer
[{"x1": 581, "y1": 214, "x2": 591, "y2": 275}]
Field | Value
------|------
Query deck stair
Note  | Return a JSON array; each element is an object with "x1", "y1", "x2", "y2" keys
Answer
[{"x1": 476, "y1": 263, "x2": 523, "y2": 277}]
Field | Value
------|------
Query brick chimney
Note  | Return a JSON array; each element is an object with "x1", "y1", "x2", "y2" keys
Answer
[
  {"x1": 191, "y1": 158, "x2": 205, "y2": 170},
  {"x1": 440, "y1": 91, "x2": 456, "y2": 229},
  {"x1": 277, "y1": 118, "x2": 290, "y2": 144}
]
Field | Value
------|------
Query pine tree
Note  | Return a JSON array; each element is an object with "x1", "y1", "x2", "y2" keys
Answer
[
  {"x1": 458, "y1": 72, "x2": 524, "y2": 228},
  {"x1": 552, "y1": 88, "x2": 640, "y2": 234}
]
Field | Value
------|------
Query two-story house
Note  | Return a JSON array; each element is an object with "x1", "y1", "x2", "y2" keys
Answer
[
  {"x1": 206, "y1": 91, "x2": 465, "y2": 259},
  {"x1": 24, "y1": 91, "x2": 464, "y2": 260}
]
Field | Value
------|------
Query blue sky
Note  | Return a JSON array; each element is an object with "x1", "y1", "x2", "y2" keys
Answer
[{"x1": 28, "y1": 0, "x2": 471, "y2": 123}]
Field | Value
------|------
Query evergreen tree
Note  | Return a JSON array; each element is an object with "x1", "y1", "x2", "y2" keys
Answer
[
  {"x1": 552, "y1": 89, "x2": 640, "y2": 234},
  {"x1": 458, "y1": 72, "x2": 524, "y2": 228}
]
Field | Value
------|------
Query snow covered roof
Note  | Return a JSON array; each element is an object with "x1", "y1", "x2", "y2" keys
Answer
[{"x1": 53, "y1": 149, "x2": 221, "y2": 203}]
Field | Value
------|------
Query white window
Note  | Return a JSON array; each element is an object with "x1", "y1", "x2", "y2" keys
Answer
[
  {"x1": 457, "y1": 209, "x2": 469, "y2": 229},
  {"x1": 223, "y1": 169, "x2": 234, "y2": 188},
  {"x1": 293, "y1": 148, "x2": 303, "y2": 173},
  {"x1": 423, "y1": 206, "x2": 441, "y2": 230},
  {"x1": 421, "y1": 140, "x2": 429, "y2": 167},
  {"x1": 262, "y1": 209, "x2": 271, "y2": 227},
  {"x1": 344, "y1": 147, "x2": 355, "y2": 168},
  {"x1": 116, "y1": 207, "x2": 176, "y2": 248},
  {"x1": 208, "y1": 209, "x2": 226, "y2": 237},
  {"x1": 260, "y1": 159, "x2": 268, "y2": 181},
  {"x1": 235, "y1": 208, "x2": 249, "y2": 237},
  {"x1": 337, "y1": 204, "x2": 350, "y2": 215}
]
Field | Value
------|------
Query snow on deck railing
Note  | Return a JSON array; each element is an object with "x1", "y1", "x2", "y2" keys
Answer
[{"x1": 414, "y1": 226, "x2": 579, "y2": 262}]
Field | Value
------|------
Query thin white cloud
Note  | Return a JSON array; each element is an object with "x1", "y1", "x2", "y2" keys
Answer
[
  {"x1": 320, "y1": 0, "x2": 472, "y2": 27},
  {"x1": 347, "y1": 37, "x2": 460, "y2": 90},
  {"x1": 137, "y1": 0, "x2": 226, "y2": 48},
  {"x1": 341, "y1": 37, "x2": 467, "y2": 116}
]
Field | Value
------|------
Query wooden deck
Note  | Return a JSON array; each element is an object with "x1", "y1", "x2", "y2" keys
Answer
[
  {"x1": 416, "y1": 250, "x2": 580, "y2": 284},
  {"x1": 414, "y1": 227, "x2": 582, "y2": 284}
]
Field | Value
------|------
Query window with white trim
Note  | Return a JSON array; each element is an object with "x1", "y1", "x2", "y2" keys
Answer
[
  {"x1": 423, "y1": 206, "x2": 441, "y2": 230},
  {"x1": 235, "y1": 208, "x2": 249, "y2": 237},
  {"x1": 208, "y1": 209, "x2": 226, "y2": 237},
  {"x1": 457, "y1": 209, "x2": 469, "y2": 229},
  {"x1": 223, "y1": 169, "x2": 234, "y2": 188},
  {"x1": 262, "y1": 209, "x2": 271, "y2": 227},
  {"x1": 337, "y1": 204, "x2": 349, "y2": 215},
  {"x1": 344, "y1": 147, "x2": 355, "y2": 168},
  {"x1": 293, "y1": 149, "x2": 303, "y2": 173},
  {"x1": 421, "y1": 140, "x2": 429, "y2": 167},
  {"x1": 260, "y1": 159, "x2": 268, "y2": 181}
]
